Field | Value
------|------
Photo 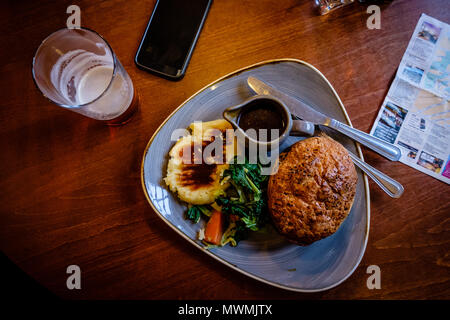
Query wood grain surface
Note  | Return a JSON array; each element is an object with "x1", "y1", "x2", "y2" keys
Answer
[{"x1": 0, "y1": 0, "x2": 449, "y2": 300}]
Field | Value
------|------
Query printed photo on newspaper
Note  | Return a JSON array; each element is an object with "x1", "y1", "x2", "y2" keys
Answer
[{"x1": 370, "y1": 14, "x2": 450, "y2": 184}]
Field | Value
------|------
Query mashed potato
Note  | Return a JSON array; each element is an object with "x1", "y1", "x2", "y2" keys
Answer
[{"x1": 164, "y1": 119, "x2": 236, "y2": 205}]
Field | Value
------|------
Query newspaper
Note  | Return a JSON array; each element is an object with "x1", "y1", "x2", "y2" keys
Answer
[{"x1": 370, "y1": 14, "x2": 450, "y2": 184}]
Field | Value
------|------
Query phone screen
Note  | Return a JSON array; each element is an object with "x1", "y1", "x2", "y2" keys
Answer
[{"x1": 135, "y1": 0, "x2": 212, "y2": 79}]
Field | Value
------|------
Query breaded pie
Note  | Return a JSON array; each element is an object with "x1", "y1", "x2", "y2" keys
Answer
[{"x1": 268, "y1": 136, "x2": 357, "y2": 245}]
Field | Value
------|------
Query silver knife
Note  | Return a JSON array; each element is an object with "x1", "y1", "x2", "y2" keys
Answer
[{"x1": 247, "y1": 76, "x2": 402, "y2": 161}]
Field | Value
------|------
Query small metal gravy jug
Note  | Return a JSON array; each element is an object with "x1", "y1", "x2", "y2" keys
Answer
[{"x1": 223, "y1": 95, "x2": 315, "y2": 150}]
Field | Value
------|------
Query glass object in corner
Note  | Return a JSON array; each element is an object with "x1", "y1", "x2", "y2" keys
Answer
[{"x1": 315, "y1": 0, "x2": 355, "y2": 15}]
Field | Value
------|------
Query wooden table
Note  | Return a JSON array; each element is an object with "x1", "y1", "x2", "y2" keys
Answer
[{"x1": 1, "y1": 0, "x2": 449, "y2": 300}]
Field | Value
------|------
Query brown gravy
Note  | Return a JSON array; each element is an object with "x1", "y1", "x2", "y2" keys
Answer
[{"x1": 238, "y1": 100, "x2": 285, "y2": 141}]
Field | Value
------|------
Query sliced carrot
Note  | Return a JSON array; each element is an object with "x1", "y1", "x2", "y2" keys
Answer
[{"x1": 204, "y1": 210, "x2": 224, "y2": 245}]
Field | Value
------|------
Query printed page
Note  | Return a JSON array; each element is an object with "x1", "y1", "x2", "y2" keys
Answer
[
  {"x1": 397, "y1": 14, "x2": 450, "y2": 99},
  {"x1": 370, "y1": 14, "x2": 450, "y2": 184}
]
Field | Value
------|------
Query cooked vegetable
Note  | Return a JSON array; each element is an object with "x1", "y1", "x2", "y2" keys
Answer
[
  {"x1": 204, "y1": 210, "x2": 224, "y2": 245},
  {"x1": 207, "y1": 157, "x2": 269, "y2": 246},
  {"x1": 222, "y1": 160, "x2": 267, "y2": 200},
  {"x1": 220, "y1": 220, "x2": 248, "y2": 247},
  {"x1": 186, "y1": 205, "x2": 211, "y2": 223},
  {"x1": 185, "y1": 156, "x2": 268, "y2": 247},
  {"x1": 217, "y1": 157, "x2": 268, "y2": 233}
]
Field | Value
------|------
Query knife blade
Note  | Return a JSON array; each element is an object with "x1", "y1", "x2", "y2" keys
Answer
[
  {"x1": 247, "y1": 76, "x2": 402, "y2": 161},
  {"x1": 248, "y1": 76, "x2": 332, "y2": 125}
]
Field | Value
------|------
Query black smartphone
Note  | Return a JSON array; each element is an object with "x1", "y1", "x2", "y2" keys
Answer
[{"x1": 135, "y1": 0, "x2": 212, "y2": 80}]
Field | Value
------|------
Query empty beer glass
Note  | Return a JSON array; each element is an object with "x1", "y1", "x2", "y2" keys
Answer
[{"x1": 32, "y1": 28, "x2": 138, "y2": 125}]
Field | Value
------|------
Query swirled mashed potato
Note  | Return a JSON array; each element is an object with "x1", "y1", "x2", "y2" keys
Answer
[{"x1": 164, "y1": 119, "x2": 236, "y2": 205}]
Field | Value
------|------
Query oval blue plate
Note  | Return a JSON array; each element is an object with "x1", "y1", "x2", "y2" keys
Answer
[{"x1": 141, "y1": 59, "x2": 370, "y2": 292}]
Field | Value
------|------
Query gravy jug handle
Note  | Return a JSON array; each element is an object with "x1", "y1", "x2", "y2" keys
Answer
[{"x1": 290, "y1": 119, "x2": 315, "y2": 136}]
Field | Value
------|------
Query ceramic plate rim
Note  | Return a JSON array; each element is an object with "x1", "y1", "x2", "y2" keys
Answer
[{"x1": 140, "y1": 58, "x2": 371, "y2": 292}]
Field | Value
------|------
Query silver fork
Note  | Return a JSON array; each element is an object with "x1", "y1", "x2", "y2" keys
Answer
[{"x1": 348, "y1": 152, "x2": 404, "y2": 198}]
